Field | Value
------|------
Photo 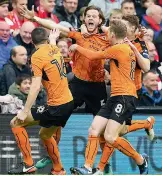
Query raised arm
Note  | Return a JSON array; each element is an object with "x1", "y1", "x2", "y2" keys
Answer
[
  {"x1": 125, "y1": 38, "x2": 150, "y2": 72},
  {"x1": 20, "y1": 6, "x2": 70, "y2": 36}
]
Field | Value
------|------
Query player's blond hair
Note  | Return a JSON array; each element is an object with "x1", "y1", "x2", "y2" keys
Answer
[{"x1": 110, "y1": 20, "x2": 127, "y2": 39}]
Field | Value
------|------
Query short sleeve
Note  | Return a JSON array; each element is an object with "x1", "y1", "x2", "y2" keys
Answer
[
  {"x1": 68, "y1": 31, "x2": 83, "y2": 41},
  {"x1": 31, "y1": 56, "x2": 44, "y2": 77},
  {"x1": 103, "y1": 45, "x2": 120, "y2": 59}
]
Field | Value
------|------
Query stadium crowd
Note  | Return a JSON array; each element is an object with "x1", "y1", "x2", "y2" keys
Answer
[{"x1": 0, "y1": 0, "x2": 162, "y2": 112}]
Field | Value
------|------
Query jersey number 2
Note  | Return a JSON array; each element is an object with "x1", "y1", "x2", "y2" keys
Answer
[{"x1": 51, "y1": 57, "x2": 66, "y2": 79}]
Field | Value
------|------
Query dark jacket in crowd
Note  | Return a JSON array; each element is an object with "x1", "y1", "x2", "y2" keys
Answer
[
  {"x1": 54, "y1": 5, "x2": 80, "y2": 28},
  {"x1": 138, "y1": 86, "x2": 162, "y2": 106},
  {"x1": 154, "y1": 31, "x2": 162, "y2": 62},
  {"x1": 14, "y1": 34, "x2": 35, "y2": 57},
  {"x1": 0, "y1": 59, "x2": 31, "y2": 95}
]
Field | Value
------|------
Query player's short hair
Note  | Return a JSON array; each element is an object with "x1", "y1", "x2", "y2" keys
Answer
[
  {"x1": 110, "y1": 20, "x2": 127, "y2": 39},
  {"x1": 121, "y1": 0, "x2": 134, "y2": 8},
  {"x1": 122, "y1": 15, "x2": 140, "y2": 30},
  {"x1": 31, "y1": 27, "x2": 49, "y2": 45},
  {"x1": 15, "y1": 74, "x2": 32, "y2": 86},
  {"x1": 84, "y1": 5, "x2": 105, "y2": 26},
  {"x1": 109, "y1": 9, "x2": 123, "y2": 18}
]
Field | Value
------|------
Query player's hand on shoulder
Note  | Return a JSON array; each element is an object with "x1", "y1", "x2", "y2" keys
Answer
[
  {"x1": 49, "y1": 28, "x2": 60, "y2": 45},
  {"x1": 124, "y1": 37, "x2": 136, "y2": 50},
  {"x1": 69, "y1": 44, "x2": 78, "y2": 52}
]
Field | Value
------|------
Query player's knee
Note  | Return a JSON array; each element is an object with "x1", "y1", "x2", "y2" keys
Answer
[
  {"x1": 104, "y1": 133, "x2": 115, "y2": 144},
  {"x1": 10, "y1": 117, "x2": 18, "y2": 128},
  {"x1": 39, "y1": 131, "x2": 52, "y2": 140},
  {"x1": 88, "y1": 126, "x2": 100, "y2": 137}
]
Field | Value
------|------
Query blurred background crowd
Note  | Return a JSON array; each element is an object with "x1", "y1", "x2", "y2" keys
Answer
[{"x1": 0, "y1": 0, "x2": 162, "y2": 113}]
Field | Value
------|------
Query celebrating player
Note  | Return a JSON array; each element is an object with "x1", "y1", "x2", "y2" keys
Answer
[
  {"x1": 69, "y1": 20, "x2": 149, "y2": 175},
  {"x1": 8, "y1": 28, "x2": 73, "y2": 175}
]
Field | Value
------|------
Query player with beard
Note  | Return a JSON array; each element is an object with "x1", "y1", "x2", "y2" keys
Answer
[
  {"x1": 20, "y1": 7, "x2": 154, "y2": 173},
  {"x1": 20, "y1": 5, "x2": 113, "y2": 173}
]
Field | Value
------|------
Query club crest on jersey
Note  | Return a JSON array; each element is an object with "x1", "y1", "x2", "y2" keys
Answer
[{"x1": 37, "y1": 106, "x2": 45, "y2": 114}]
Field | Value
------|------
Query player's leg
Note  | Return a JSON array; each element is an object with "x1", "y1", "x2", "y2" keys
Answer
[
  {"x1": 8, "y1": 111, "x2": 39, "y2": 175},
  {"x1": 70, "y1": 115, "x2": 108, "y2": 175},
  {"x1": 35, "y1": 126, "x2": 62, "y2": 169},
  {"x1": 39, "y1": 126, "x2": 66, "y2": 175},
  {"x1": 126, "y1": 117, "x2": 155, "y2": 140}
]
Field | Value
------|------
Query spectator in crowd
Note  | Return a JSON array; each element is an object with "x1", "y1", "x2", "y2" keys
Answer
[
  {"x1": 154, "y1": 29, "x2": 162, "y2": 62},
  {"x1": 14, "y1": 21, "x2": 35, "y2": 57},
  {"x1": 0, "y1": 0, "x2": 13, "y2": 26},
  {"x1": 36, "y1": 0, "x2": 59, "y2": 23},
  {"x1": 141, "y1": 0, "x2": 156, "y2": 14},
  {"x1": 57, "y1": 38, "x2": 74, "y2": 82},
  {"x1": 0, "y1": 21, "x2": 17, "y2": 69},
  {"x1": 88, "y1": 0, "x2": 122, "y2": 22},
  {"x1": 0, "y1": 0, "x2": 8, "y2": 21},
  {"x1": 147, "y1": 41, "x2": 161, "y2": 69},
  {"x1": 106, "y1": 8, "x2": 123, "y2": 26},
  {"x1": 143, "y1": 28, "x2": 154, "y2": 42},
  {"x1": 138, "y1": 70, "x2": 162, "y2": 106},
  {"x1": 121, "y1": 0, "x2": 136, "y2": 16},
  {"x1": 79, "y1": 6, "x2": 86, "y2": 24},
  {"x1": 54, "y1": 0, "x2": 80, "y2": 28},
  {"x1": 8, "y1": 0, "x2": 28, "y2": 31},
  {"x1": 8, "y1": 74, "x2": 31, "y2": 104},
  {"x1": 1, "y1": 46, "x2": 31, "y2": 94},
  {"x1": 8, "y1": 74, "x2": 47, "y2": 105},
  {"x1": 141, "y1": 5, "x2": 162, "y2": 40}
]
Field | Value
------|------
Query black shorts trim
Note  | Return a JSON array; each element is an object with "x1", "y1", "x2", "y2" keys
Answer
[
  {"x1": 31, "y1": 101, "x2": 74, "y2": 128},
  {"x1": 97, "y1": 96, "x2": 137, "y2": 125}
]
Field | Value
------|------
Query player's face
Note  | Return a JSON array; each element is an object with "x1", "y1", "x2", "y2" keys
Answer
[
  {"x1": 19, "y1": 79, "x2": 31, "y2": 95},
  {"x1": 122, "y1": 2, "x2": 135, "y2": 16},
  {"x1": 14, "y1": 0, "x2": 27, "y2": 14},
  {"x1": 144, "y1": 73, "x2": 158, "y2": 91},
  {"x1": 57, "y1": 40, "x2": 69, "y2": 58},
  {"x1": 107, "y1": 28, "x2": 115, "y2": 45},
  {"x1": 40, "y1": 0, "x2": 56, "y2": 13},
  {"x1": 84, "y1": 9, "x2": 102, "y2": 33}
]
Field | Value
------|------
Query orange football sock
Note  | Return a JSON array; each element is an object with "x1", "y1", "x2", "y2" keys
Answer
[
  {"x1": 53, "y1": 127, "x2": 62, "y2": 144},
  {"x1": 99, "y1": 134, "x2": 106, "y2": 151},
  {"x1": 111, "y1": 137, "x2": 142, "y2": 164},
  {"x1": 98, "y1": 143, "x2": 115, "y2": 171},
  {"x1": 85, "y1": 135, "x2": 99, "y2": 168},
  {"x1": 42, "y1": 137, "x2": 63, "y2": 172},
  {"x1": 127, "y1": 120, "x2": 150, "y2": 133},
  {"x1": 12, "y1": 127, "x2": 33, "y2": 166}
]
